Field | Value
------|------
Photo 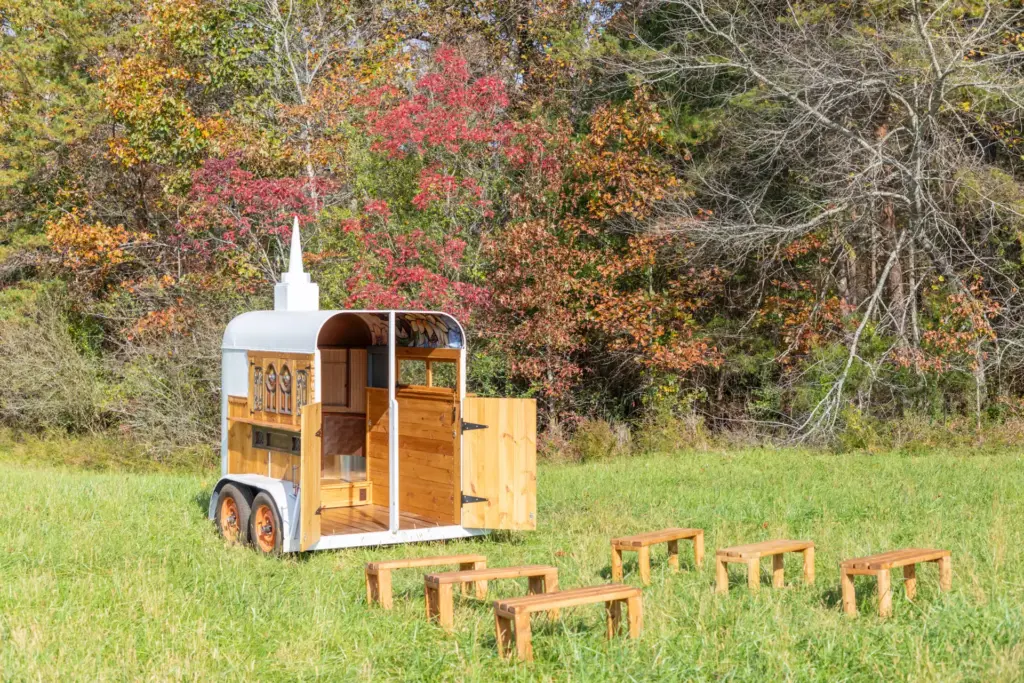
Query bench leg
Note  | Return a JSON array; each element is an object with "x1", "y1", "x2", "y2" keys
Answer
[
  {"x1": 495, "y1": 613, "x2": 514, "y2": 659},
  {"x1": 366, "y1": 568, "x2": 379, "y2": 606},
  {"x1": 474, "y1": 560, "x2": 488, "y2": 599},
  {"x1": 528, "y1": 576, "x2": 544, "y2": 595},
  {"x1": 694, "y1": 531, "x2": 705, "y2": 567},
  {"x1": 606, "y1": 599, "x2": 622, "y2": 638},
  {"x1": 772, "y1": 554, "x2": 785, "y2": 588},
  {"x1": 802, "y1": 546, "x2": 815, "y2": 585},
  {"x1": 903, "y1": 564, "x2": 917, "y2": 600},
  {"x1": 747, "y1": 558, "x2": 760, "y2": 592},
  {"x1": 627, "y1": 595, "x2": 643, "y2": 639},
  {"x1": 514, "y1": 614, "x2": 533, "y2": 661},
  {"x1": 938, "y1": 556, "x2": 952, "y2": 591},
  {"x1": 438, "y1": 583, "x2": 454, "y2": 631},
  {"x1": 458, "y1": 562, "x2": 473, "y2": 597},
  {"x1": 378, "y1": 569, "x2": 393, "y2": 609},
  {"x1": 638, "y1": 546, "x2": 651, "y2": 585},
  {"x1": 611, "y1": 546, "x2": 624, "y2": 583},
  {"x1": 877, "y1": 570, "x2": 892, "y2": 618},
  {"x1": 715, "y1": 557, "x2": 729, "y2": 594},
  {"x1": 841, "y1": 568, "x2": 857, "y2": 615},
  {"x1": 545, "y1": 572, "x2": 560, "y2": 620},
  {"x1": 667, "y1": 540, "x2": 680, "y2": 572}
]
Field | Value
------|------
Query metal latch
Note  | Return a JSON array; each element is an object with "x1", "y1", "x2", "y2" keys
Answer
[
  {"x1": 461, "y1": 494, "x2": 487, "y2": 504},
  {"x1": 461, "y1": 420, "x2": 488, "y2": 432}
]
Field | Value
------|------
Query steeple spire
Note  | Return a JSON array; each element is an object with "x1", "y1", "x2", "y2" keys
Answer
[{"x1": 274, "y1": 216, "x2": 320, "y2": 312}]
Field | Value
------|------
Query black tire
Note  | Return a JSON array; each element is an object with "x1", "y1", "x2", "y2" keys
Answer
[
  {"x1": 249, "y1": 492, "x2": 283, "y2": 555},
  {"x1": 215, "y1": 483, "x2": 254, "y2": 545}
]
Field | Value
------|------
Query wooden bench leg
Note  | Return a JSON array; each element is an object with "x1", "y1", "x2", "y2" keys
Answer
[
  {"x1": 458, "y1": 562, "x2": 473, "y2": 597},
  {"x1": 495, "y1": 613, "x2": 514, "y2": 659},
  {"x1": 667, "y1": 540, "x2": 680, "y2": 572},
  {"x1": 694, "y1": 531, "x2": 705, "y2": 567},
  {"x1": 903, "y1": 564, "x2": 917, "y2": 600},
  {"x1": 474, "y1": 560, "x2": 488, "y2": 599},
  {"x1": 545, "y1": 572, "x2": 560, "y2": 620},
  {"x1": 841, "y1": 568, "x2": 857, "y2": 615},
  {"x1": 938, "y1": 556, "x2": 952, "y2": 591},
  {"x1": 747, "y1": 558, "x2": 760, "y2": 592},
  {"x1": 877, "y1": 570, "x2": 892, "y2": 617},
  {"x1": 627, "y1": 595, "x2": 643, "y2": 639},
  {"x1": 438, "y1": 583, "x2": 454, "y2": 631},
  {"x1": 715, "y1": 557, "x2": 729, "y2": 594},
  {"x1": 514, "y1": 614, "x2": 533, "y2": 661},
  {"x1": 611, "y1": 546, "x2": 624, "y2": 583},
  {"x1": 638, "y1": 546, "x2": 651, "y2": 585},
  {"x1": 527, "y1": 576, "x2": 544, "y2": 595},
  {"x1": 802, "y1": 546, "x2": 815, "y2": 585},
  {"x1": 772, "y1": 554, "x2": 785, "y2": 588},
  {"x1": 606, "y1": 599, "x2": 623, "y2": 638},
  {"x1": 377, "y1": 569, "x2": 393, "y2": 609},
  {"x1": 366, "y1": 568, "x2": 379, "y2": 606}
]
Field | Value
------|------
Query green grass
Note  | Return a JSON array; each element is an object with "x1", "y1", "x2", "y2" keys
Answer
[{"x1": 3, "y1": 448, "x2": 1024, "y2": 680}]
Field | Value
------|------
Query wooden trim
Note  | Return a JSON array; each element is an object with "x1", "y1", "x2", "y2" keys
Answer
[
  {"x1": 395, "y1": 347, "x2": 461, "y2": 361},
  {"x1": 228, "y1": 416, "x2": 301, "y2": 433}
]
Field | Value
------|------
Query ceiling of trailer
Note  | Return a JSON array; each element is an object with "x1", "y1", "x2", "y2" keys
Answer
[{"x1": 222, "y1": 310, "x2": 465, "y2": 354}]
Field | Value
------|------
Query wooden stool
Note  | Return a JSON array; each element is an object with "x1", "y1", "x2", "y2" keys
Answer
[
  {"x1": 365, "y1": 553, "x2": 486, "y2": 609},
  {"x1": 494, "y1": 584, "x2": 642, "y2": 662},
  {"x1": 840, "y1": 548, "x2": 951, "y2": 617},
  {"x1": 611, "y1": 528, "x2": 704, "y2": 585},
  {"x1": 424, "y1": 565, "x2": 558, "y2": 631},
  {"x1": 715, "y1": 539, "x2": 814, "y2": 593}
]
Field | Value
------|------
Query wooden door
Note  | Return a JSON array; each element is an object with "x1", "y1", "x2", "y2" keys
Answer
[
  {"x1": 460, "y1": 397, "x2": 537, "y2": 530},
  {"x1": 299, "y1": 402, "x2": 322, "y2": 550}
]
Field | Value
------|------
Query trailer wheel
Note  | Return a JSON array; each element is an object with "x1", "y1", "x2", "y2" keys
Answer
[
  {"x1": 250, "y1": 492, "x2": 283, "y2": 555},
  {"x1": 216, "y1": 484, "x2": 253, "y2": 545}
]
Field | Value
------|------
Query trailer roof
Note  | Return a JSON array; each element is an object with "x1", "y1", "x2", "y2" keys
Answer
[{"x1": 222, "y1": 310, "x2": 465, "y2": 354}]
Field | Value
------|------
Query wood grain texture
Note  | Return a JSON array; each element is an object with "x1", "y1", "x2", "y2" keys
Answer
[
  {"x1": 298, "y1": 401, "x2": 322, "y2": 551},
  {"x1": 461, "y1": 397, "x2": 537, "y2": 530}
]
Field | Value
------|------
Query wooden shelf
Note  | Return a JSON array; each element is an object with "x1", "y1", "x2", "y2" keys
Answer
[{"x1": 227, "y1": 416, "x2": 301, "y2": 433}]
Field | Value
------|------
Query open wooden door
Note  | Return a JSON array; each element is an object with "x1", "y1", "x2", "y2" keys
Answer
[
  {"x1": 299, "y1": 401, "x2": 322, "y2": 550},
  {"x1": 460, "y1": 397, "x2": 537, "y2": 530}
]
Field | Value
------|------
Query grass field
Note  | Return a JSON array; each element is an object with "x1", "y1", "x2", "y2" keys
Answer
[{"x1": 2, "y1": 447, "x2": 1024, "y2": 681}]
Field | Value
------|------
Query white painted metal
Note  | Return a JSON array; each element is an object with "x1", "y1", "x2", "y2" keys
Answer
[
  {"x1": 387, "y1": 311, "x2": 399, "y2": 533},
  {"x1": 308, "y1": 525, "x2": 489, "y2": 551},
  {"x1": 273, "y1": 218, "x2": 320, "y2": 312}
]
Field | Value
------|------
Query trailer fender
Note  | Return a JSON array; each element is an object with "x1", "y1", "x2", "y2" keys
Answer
[{"x1": 209, "y1": 475, "x2": 299, "y2": 551}]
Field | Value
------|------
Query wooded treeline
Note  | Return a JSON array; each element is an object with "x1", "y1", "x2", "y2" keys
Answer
[{"x1": 2, "y1": 0, "x2": 1023, "y2": 458}]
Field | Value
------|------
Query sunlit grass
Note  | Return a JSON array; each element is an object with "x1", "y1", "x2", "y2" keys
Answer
[{"x1": 2, "y1": 448, "x2": 1023, "y2": 680}]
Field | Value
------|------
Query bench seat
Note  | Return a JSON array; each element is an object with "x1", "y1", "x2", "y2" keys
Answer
[
  {"x1": 494, "y1": 584, "x2": 642, "y2": 661},
  {"x1": 840, "y1": 548, "x2": 951, "y2": 616},
  {"x1": 611, "y1": 527, "x2": 704, "y2": 584},
  {"x1": 424, "y1": 565, "x2": 558, "y2": 631},
  {"x1": 715, "y1": 539, "x2": 815, "y2": 593},
  {"x1": 365, "y1": 553, "x2": 486, "y2": 609}
]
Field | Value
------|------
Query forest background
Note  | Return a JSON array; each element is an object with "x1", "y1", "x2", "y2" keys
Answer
[{"x1": 2, "y1": 0, "x2": 1023, "y2": 465}]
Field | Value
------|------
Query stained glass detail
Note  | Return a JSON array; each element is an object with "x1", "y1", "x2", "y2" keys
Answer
[
  {"x1": 253, "y1": 366, "x2": 264, "y2": 411},
  {"x1": 296, "y1": 369, "x2": 308, "y2": 414},
  {"x1": 280, "y1": 365, "x2": 292, "y2": 414},
  {"x1": 266, "y1": 364, "x2": 277, "y2": 412}
]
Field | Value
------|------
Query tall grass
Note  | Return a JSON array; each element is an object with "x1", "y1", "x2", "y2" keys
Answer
[{"x1": 2, "y1": 447, "x2": 1023, "y2": 680}]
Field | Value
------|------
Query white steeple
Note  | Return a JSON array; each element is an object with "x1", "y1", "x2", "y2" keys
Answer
[{"x1": 274, "y1": 216, "x2": 320, "y2": 312}]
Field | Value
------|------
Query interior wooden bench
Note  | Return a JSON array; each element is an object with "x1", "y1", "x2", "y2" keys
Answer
[
  {"x1": 493, "y1": 584, "x2": 642, "y2": 662},
  {"x1": 424, "y1": 565, "x2": 558, "y2": 631},
  {"x1": 715, "y1": 539, "x2": 815, "y2": 593},
  {"x1": 365, "y1": 553, "x2": 486, "y2": 609},
  {"x1": 840, "y1": 548, "x2": 951, "y2": 617},
  {"x1": 611, "y1": 527, "x2": 704, "y2": 584}
]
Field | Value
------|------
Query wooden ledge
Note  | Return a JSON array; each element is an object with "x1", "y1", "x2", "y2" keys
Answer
[
  {"x1": 612, "y1": 527, "x2": 702, "y2": 548},
  {"x1": 366, "y1": 553, "x2": 487, "y2": 573},
  {"x1": 717, "y1": 539, "x2": 814, "y2": 559},
  {"x1": 841, "y1": 548, "x2": 949, "y2": 571},
  {"x1": 425, "y1": 565, "x2": 556, "y2": 586},
  {"x1": 495, "y1": 584, "x2": 640, "y2": 617}
]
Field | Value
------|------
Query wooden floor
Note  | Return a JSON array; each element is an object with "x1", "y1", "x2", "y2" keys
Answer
[{"x1": 320, "y1": 504, "x2": 443, "y2": 536}]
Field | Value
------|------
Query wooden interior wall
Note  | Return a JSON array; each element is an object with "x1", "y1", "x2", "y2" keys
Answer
[
  {"x1": 320, "y1": 349, "x2": 348, "y2": 406},
  {"x1": 365, "y1": 386, "x2": 458, "y2": 526},
  {"x1": 366, "y1": 388, "x2": 390, "y2": 508},
  {"x1": 348, "y1": 350, "x2": 368, "y2": 412},
  {"x1": 227, "y1": 395, "x2": 259, "y2": 475}
]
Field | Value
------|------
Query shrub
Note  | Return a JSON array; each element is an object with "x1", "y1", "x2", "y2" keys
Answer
[{"x1": 570, "y1": 418, "x2": 631, "y2": 462}]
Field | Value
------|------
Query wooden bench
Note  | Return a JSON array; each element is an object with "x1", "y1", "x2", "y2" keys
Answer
[
  {"x1": 365, "y1": 553, "x2": 486, "y2": 609},
  {"x1": 715, "y1": 539, "x2": 814, "y2": 593},
  {"x1": 611, "y1": 527, "x2": 704, "y2": 584},
  {"x1": 424, "y1": 565, "x2": 558, "y2": 631},
  {"x1": 494, "y1": 584, "x2": 642, "y2": 662},
  {"x1": 840, "y1": 548, "x2": 951, "y2": 617}
]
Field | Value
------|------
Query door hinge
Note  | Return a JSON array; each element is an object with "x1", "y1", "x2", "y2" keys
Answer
[
  {"x1": 315, "y1": 428, "x2": 322, "y2": 437},
  {"x1": 461, "y1": 420, "x2": 488, "y2": 432},
  {"x1": 314, "y1": 506, "x2": 323, "y2": 515},
  {"x1": 461, "y1": 494, "x2": 488, "y2": 504}
]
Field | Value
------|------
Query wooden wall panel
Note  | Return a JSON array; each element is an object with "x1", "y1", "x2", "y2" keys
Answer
[
  {"x1": 320, "y1": 349, "x2": 349, "y2": 406},
  {"x1": 366, "y1": 388, "x2": 389, "y2": 508},
  {"x1": 349, "y1": 350, "x2": 368, "y2": 413}
]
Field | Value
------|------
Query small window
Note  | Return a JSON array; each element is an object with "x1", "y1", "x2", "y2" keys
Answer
[
  {"x1": 280, "y1": 365, "x2": 292, "y2": 414},
  {"x1": 398, "y1": 359, "x2": 427, "y2": 386},
  {"x1": 430, "y1": 361, "x2": 457, "y2": 390},
  {"x1": 266, "y1": 364, "x2": 278, "y2": 412}
]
